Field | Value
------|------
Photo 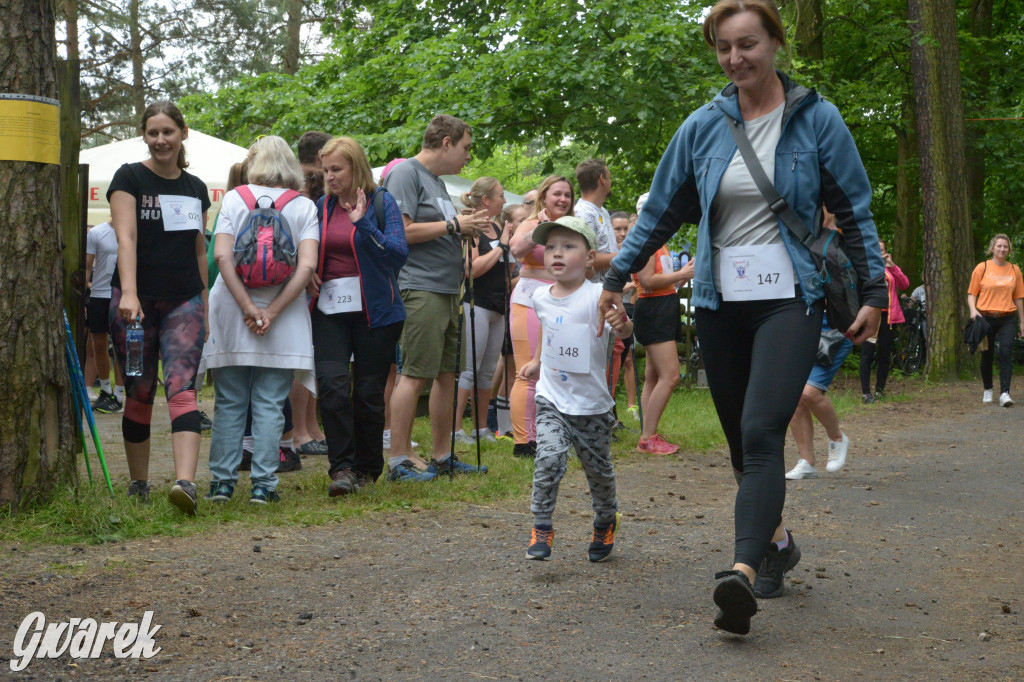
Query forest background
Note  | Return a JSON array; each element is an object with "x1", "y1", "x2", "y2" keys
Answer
[{"x1": 63, "y1": 0, "x2": 1024, "y2": 287}]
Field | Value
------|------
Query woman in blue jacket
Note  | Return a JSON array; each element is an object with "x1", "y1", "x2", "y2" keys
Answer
[
  {"x1": 311, "y1": 136, "x2": 408, "y2": 497},
  {"x1": 600, "y1": 0, "x2": 886, "y2": 634}
]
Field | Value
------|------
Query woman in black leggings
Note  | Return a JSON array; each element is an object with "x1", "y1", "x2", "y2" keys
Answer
[{"x1": 599, "y1": 0, "x2": 887, "y2": 634}]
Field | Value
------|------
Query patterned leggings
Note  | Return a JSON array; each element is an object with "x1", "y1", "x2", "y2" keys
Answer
[
  {"x1": 531, "y1": 396, "x2": 618, "y2": 527},
  {"x1": 109, "y1": 288, "x2": 204, "y2": 441}
]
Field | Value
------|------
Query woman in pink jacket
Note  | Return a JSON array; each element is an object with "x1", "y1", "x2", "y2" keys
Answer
[{"x1": 860, "y1": 240, "x2": 909, "y2": 402}]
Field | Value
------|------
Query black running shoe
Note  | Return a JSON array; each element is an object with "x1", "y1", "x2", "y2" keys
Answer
[
  {"x1": 199, "y1": 411, "x2": 213, "y2": 431},
  {"x1": 276, "y1": 446, "x2": 302, "y2": 473},
  {"x1": 753, "y1": 530, "x2": 801, "y2": 599},
  {"x1": 713, "y1": 570, "x2": 758, "y2": 635},
  {"x1": 92, "y1": 391, "x2": 122, "y2": 414}
]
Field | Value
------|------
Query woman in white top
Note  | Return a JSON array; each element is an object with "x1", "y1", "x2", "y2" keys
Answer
[{"x1": 201, "y1": 136, "x2": 319, "y2": 505}]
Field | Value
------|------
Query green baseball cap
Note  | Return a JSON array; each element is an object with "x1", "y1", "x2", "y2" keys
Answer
[{"x1": 532, "y1": 215, "x2": 597, "y2": 250}]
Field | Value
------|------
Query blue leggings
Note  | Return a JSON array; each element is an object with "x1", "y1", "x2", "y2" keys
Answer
[{"x1": 695, "y1": 296, "x2": 823, "y2": 570}]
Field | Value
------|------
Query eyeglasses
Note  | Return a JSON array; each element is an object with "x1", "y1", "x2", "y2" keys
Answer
[{"x1": 522, "y1": 200, "x2": 535, "y2": 206}]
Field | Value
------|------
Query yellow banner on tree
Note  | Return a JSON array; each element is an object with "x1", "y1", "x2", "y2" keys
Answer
[{"x1": 0, "y1": 94, "x2": 61, "y2": 165}]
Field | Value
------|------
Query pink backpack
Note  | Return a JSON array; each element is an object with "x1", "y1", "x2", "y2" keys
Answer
[{"x1": 232, "y1": 185, "x2": 302, "y2": 288}]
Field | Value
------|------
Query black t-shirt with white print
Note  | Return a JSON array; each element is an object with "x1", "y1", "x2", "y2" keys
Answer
[{"x1": 107, "y1": 162, "x2": 211, "y2": 301}]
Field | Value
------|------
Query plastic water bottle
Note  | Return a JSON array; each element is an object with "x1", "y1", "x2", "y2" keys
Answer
[
  {"x1": 672, "y1": 251, "x2": 682, "y2": 271},
  {"x1": 126, "y1": 318, "x2": 144, "y2": 377}
]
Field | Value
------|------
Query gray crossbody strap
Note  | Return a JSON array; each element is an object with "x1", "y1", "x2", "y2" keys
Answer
[{"x1": 724, "y1": 114, "x2": 815, "y2": 250}]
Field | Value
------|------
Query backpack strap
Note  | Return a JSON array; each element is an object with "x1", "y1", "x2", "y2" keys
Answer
[
  {"x1": 234, "y1": 184, "x2": 258, "y2": 209},
  {"x1": 273, "y1": 189, "x2": 302, "y2": 210}
]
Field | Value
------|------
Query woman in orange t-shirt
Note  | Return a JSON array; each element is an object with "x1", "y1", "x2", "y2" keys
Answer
[
  {"x1": 967, "y1": 233, "x2": 1024, "y2": 406},
  {"x1": 632, "y1": 246, "x2": 694, "y2": 454}
]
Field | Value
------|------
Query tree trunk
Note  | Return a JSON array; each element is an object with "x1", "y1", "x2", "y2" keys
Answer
[
  {"x1": 130, "y1": 0, "x2": 145, "y2": 118},
  {"x1": 793, "y1": 0, "x2": 824, "y2": 60},
  {"x1": 63, "y1": 0, "x2": 79, "y2": 62},
  {"x1": 965, "y1": 0, "x2": 992, "y2": 252},
  {"x1": 908, "y1": 0, "x2": 974, "y2": 380},
  {"x1": 282, "y1": 0, "x2": 303, "y2": 75},
  {"x1": 892, "y1": 96, "x2": 921, "y2": 287},
  {"x1": 0, "y1": 0, "x2": 78, "y2": 509}
]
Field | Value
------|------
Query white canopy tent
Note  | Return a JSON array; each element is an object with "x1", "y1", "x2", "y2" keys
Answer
[{"x1": 79, "y1": 130, "x2": 249, "y2": 227}]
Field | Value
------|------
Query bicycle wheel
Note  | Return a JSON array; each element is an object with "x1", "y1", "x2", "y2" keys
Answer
[{"x1": 903, "y1": 328, "x2": 924, "y2": 374}]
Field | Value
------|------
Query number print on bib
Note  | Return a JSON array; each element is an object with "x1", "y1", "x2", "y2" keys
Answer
[
  {"x1": 541, "y1": 321, "x2": 590, "y2": 373},
  {"x1": 719, "y1": 243, "x2": 795, "y2": 301}
]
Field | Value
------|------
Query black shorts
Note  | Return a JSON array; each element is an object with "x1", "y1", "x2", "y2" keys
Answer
[
  {"x1": 633, "y1": 294, "x2": 683, "y2": 346},
  {"x1": 87, "y1": 296, "x2": 112, "y2": 334}
]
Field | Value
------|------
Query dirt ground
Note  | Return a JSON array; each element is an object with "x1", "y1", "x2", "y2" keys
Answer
[{"x1": 1, "y1": 378, "x2": 1022, "y2": 680}]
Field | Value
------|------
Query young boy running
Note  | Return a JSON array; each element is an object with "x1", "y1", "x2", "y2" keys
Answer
[{"x1": 518, "y1": 216, "x2": 634, "y2": 562}]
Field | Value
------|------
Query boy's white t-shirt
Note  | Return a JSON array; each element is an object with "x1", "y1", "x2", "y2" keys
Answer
[{"x1": 533, "y1": 280, "x2": 615, "y2": 416}]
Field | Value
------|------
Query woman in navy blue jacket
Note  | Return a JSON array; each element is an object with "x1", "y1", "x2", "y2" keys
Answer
[
  {"x1": 311, "y1": 136, "x2": 408, "y2": 497},
  {"x1": 601, "y1": 0, "x2": 886, "y2": 634}
]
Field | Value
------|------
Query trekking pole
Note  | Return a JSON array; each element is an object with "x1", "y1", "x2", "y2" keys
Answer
[
  {"x1": 64, "y1": 337, "x2": 94, "y2": 485},
  {"x1": 466, "y1": 234, "x2": 481, "y2": 469},
  {"x1": 630, "y1": 333, "x2": 644, "y2": 429},
  {"x1": 449, "y1": 237, "x2": 470, "y2": 481},
  {"x1": 64, "y1": 312, "x2": 114, "y2": 495},
  {"x1": 502, "y1": 230, "x2": 514, "y2": 438}
]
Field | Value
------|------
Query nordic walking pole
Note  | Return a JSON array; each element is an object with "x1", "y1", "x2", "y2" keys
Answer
[
  {"x1": 631, "y1": 333, "x2": 644, "y2": 429},
  {"x1": 64, "y1": 312, "x2": 114, "y2": 495},
  {"x1": 466, "y1": 232, "x2": 481, "y2": 469},
  {"x1": 449, "y1": 236, "x2": 470, "y2": 480},
  {"x1": 64, "y1": 338, "x2": 94, "y2": 484}
]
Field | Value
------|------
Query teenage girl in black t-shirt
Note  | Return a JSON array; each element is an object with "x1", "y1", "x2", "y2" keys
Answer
[{"x1": 107, "y1": 100, "x2": 211, "y2": 515}]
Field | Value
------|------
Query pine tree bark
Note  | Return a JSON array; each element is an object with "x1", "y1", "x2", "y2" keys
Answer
[
  {"x1": 965, "y1": 0, "x2": 992, "y2": 252},
  {"x1": 892, "y1": 95, "x2": 921, "y2": 287},
  {"x1": 282, "y1": 0, "x2": 303, "y2": 75},
  {"x1": 130, "y1": 0, "x2": 145, "y2": 118},
  {"x1": 908, "y1": 0, "x2": 974, "y2": 380},
  {"x1": 0, "y1": 0, "x2": 78, "y2": 509}
]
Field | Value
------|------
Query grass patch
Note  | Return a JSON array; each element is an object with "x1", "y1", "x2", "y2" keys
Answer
[
  {"x1": 3, "y1": 373, "x2": 907, "y2": 547},
  {"x1": 0, "y1": 435, "x2": 533, "y2": 547}
]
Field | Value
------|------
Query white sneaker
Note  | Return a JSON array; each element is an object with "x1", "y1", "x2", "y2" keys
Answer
[
  {"x1": 983, "y1": 389, "x2": 994, "y2": 404},
  {"x1": 825, "y1": 432, "x2": 850, "y2": 473},
  {"x1": 471, "y1": 428, "x2": 498, "y2": 443},
  {"x1": 1000, "y1": 392, "x2": 1013, "y2": 407},
  {"x1": 785, "y1": 459, "x2": 818, "y2": 480},
  {"x1": 452, "y1": 429, "x2": 473, "y2": 444}
]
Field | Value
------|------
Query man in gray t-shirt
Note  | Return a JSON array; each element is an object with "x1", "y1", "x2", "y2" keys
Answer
[{"x1": 383, "y1": 114, "x2": 490, "y2": 481}]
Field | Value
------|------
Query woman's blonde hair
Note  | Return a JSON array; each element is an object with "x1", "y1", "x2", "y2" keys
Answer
[
  {"x1": 527, "y1": 175, "x2": 575, "y2": 221},
  {"x1": 319, "y1": 137, "x2": 377, "y2": 197},
  {"x1": 461, "y1": 177, "x2": 502, "y2": 210},
  {"x1": 988, "y1": 233, "x2": 1012, "y2": 255},
  {"x1": 703, "y1": 0, "x2": 787, "y2": 48},
  {"x1": 246, "y1": 136, "x2": 303, "y2": 190}
]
